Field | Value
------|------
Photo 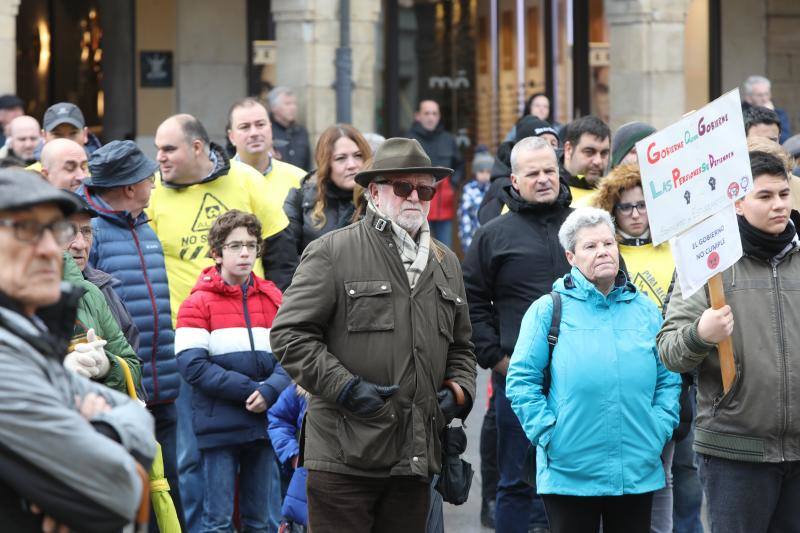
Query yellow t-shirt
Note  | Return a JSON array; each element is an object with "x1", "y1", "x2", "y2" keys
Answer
[
  {"x1": 26, "y1": 161, "x2": 43, "y2": 172},
  {"x1": 145, "y1": 160, "x2": 289, "y2": 324},
  {"x1": 569, "y1": 186, "x2": 596, "y2": 207},
  {"x1": 619, "y1": 242, "x2": 675, "y2": 312},
  {"x1": 264, "y1": 158, "x2": 305, "y2": 204}
]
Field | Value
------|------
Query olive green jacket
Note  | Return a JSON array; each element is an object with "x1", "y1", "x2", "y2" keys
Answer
[
  {"x1": 270, "y1": 209, "x2": 477, "y2": 479},
  {"x1": 63, "y1": 254, "x2": 142, "y2": 394},
  {"x1": 657, "y1": 246, "x2": 800, "y2": 463}
]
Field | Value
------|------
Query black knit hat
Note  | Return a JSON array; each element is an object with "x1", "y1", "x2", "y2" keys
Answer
[
  {"x1": 515, "y1": 116, "x2": 559, "y2": 143},
  {"x1": 611, "y1": 121, "x2": 656, "y2": 169}
]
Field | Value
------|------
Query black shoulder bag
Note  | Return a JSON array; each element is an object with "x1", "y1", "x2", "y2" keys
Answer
[{"x1": 521, "y1": 291, "x2": 561, "y2": 487}]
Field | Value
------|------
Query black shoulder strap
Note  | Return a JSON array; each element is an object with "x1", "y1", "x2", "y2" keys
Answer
[{"x1": 547, "y1": 291, "x2": 561, "y2": 357}]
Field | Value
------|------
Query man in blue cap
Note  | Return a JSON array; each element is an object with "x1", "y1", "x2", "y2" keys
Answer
[{"x1": 82, "y1": 140, "x2": 185, "y2": 530}]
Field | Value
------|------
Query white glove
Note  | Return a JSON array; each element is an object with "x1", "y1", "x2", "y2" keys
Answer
[
  {"x1": 73, "y1": 329, "x2": 110, "y2": 378},
  {"x1": 64, "y1": 350, "x2": 99, "y2": 378}
]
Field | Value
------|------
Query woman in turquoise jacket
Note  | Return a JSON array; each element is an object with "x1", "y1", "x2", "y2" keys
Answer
[{"x1": 506, "y1": 207, "x2": 681, "y2": 533}]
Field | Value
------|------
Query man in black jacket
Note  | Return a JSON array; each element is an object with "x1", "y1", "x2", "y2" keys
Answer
[
  {"x1": 407, "y1": 99, "x2": 464, "y2": 248},
  {"x1": 464, "y1": 136, "x2": 572, "y2": 533}
]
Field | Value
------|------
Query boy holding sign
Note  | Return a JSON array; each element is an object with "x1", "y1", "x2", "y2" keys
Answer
[{"x1": 657, "y1": 151, "x2": 800, "y2": 533}]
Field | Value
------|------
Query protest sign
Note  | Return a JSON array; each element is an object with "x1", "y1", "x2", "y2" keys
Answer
[
  {"x1": 669, "y1": 203, "x2": 742, "y2": 299},
  {"x1": 636, "y1": 89, "x2": 752, "y2": 245}
]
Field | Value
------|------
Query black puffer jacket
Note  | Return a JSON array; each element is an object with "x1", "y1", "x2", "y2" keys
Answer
[
  {"x1": 283, "y1": 174, "x2": 356, "y2": 258},
  {"x1": 463, "y1": 183, "x2": 573, "y2": 369}
]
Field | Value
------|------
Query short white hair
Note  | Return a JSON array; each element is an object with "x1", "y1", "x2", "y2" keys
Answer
[
  {"x1": 510, "y1": 136, "x2": 556, "y2": 175},
  {"x1": 267, "y1": 86, "x2": 294, "y2": 110},
  {"x1": 558, "y1": 207, "x2": 615, "y2": 253},
  {"x1": 743, "y1": 75, "x2": 771, "y2": 96}
]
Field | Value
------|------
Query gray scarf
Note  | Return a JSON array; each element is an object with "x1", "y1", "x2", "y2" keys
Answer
[{"x1": 369, "y1": 201, "x2": 430, "y2": 288}]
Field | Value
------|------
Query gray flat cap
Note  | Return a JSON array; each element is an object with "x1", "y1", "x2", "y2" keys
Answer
[{"x1": 0, "y1": 168, "x2": 82, "y2": 215}]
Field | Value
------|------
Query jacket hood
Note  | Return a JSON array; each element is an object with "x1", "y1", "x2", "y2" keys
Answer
[
  {"x1": 500, "y1": 180, "x2": 572, "y2": 214},
  {"x1": 592, "y1": 163, "x2": 642, "y2": 213},
  {"x1": 553, "y1": 266, "x2": 636, "y2": 303},
  {"x1": 409, "y1": 120, "x2": 445, "y2": 139},
  {"x1": 190, "y1": 265, "x2": 283, "y2": 305},
  {"x1": 162, "y1": 143, "x2": 231, "y2": 190},
  {"x1": 62, "y1": 252, "x2": 85, "y2": 284}
]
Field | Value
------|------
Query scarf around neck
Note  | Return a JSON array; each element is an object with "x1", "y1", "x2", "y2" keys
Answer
[
  {"x1": 737, "y1": 214, "x2": 798, "y2": 261},
  {"x1": 368, "y1": 201, "x2": 430, "y2": 289}
]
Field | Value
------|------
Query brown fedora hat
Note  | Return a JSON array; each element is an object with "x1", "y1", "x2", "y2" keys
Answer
[{"x1": 354, "y1": 137, "x2": 454, "y2": 187}]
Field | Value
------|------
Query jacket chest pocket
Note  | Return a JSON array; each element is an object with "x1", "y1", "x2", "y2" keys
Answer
[
  {"x1": 436, "y1": 284, "x2": 464, "y2": 342},
  {"x1": 345, "y1": 281, "x2": 395, "y2": 332}
]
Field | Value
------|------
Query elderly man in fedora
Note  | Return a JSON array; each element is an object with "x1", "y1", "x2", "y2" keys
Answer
[{"x1": 271, "y1": 137, "x2": 477, "y2": 532}]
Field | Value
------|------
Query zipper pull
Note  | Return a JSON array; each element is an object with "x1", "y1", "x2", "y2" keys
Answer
[
  {"x1": 711, "y1": 395, "x2": 722, "y2": 416},
  {"x1": 773, "y1": 264, "x2": 778, "y2": 278}
]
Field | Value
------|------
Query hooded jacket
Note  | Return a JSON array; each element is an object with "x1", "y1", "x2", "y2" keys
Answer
[
  {"x1": 658, "y1": 227, "x2": 800, "y2": 463},
  {"x1": 283, "y1": 173, "x2": 356, "y2": 258},
  {"x1": 407, "y1": 121, "x2": 464, "y2": 221},
  {"x1": 87, "y1": 191, "x2": 177, "y2": 403},
  {"x1": 145, "y1": 144, "x2": 292, "y2": 324},
  {"x1": 507, "y1": 268, "x2": 681, "y2": 496},
  {"x1": 0, "y1": 289, "x2": 155, "y2": 532},
  {"x1": 175, "y1": 266, "x2": 290, "y2": 449},
  {"x1": 268, "y1": 384, "x2": 309, "y2": 525},
  {"x1": 270, "y1": 208, "x2": 477, "y2": 479},
  {"x1": 63, "y1": 253, "x2": 142, "y2": 394},
  {"x1": 463, "y1": 183, "x2": 572, "y2": 370}
]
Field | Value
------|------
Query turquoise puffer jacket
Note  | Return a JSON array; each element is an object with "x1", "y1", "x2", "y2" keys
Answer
[{"x1": 507, "y1": 267, "x2": 681, "y2": 496}]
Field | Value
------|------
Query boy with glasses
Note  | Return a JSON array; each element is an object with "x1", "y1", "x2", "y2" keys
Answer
[{"x1": 175, "y1": 209, "x2": 290, "y2": 532}]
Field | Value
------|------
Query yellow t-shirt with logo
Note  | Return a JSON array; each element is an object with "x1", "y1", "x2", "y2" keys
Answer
[
  {"x1": 145, "y1": 160, "x2": 289, "y2": 324},
  {"x1": 619, "y1": 242, "x2": 675, "y2": 312}
]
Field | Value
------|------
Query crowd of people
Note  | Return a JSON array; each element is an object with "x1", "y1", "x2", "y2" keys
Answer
[{"x1": 0, "y1": 73, "x2": 797, "y2": 533}]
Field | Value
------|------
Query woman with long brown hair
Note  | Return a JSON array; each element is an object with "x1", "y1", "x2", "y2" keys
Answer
[{"x1": 283, "y1": 124, "x2": 371, "y2": 257}]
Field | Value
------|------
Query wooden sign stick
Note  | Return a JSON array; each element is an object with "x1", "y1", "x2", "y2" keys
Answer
[{"x1": 707, "y1": 273, "x2": 735, "y2": 393}]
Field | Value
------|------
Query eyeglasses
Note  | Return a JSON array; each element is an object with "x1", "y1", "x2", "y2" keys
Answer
[
  {"x1": 222, "y1": 241, "x2": 260, "y2": 253},
  {"x1": 0, "y1": 218, "x2": 77, "y2": 246},
  {"x1": 615, "y1": 201, "x2": 647, "y2": 216},
  {"x1": 375, "y1": 180, "x2": 437, "y2": 201}
]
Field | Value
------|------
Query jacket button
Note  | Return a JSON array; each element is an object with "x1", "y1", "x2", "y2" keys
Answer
[
  {"x1": 349, "y1": 289, "x2": 355, "y2": 295},
  {"x1": 412, "y1": 456, "x2": 419, "y2": 462},
  {"x1": 456, "y1": 297, "x2": 462, "y2": 303},
  {"x1": 381, "y1": 285, "x2": 387, "y2": 290}
]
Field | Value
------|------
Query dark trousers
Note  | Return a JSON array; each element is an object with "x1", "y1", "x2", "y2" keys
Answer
[
  {"x1": 699, "y1": 454, "x2": 800, "y2": 533},
  {"x1": 672, "y1": 423, "x2": 703, "y2": 533},
  {"x1": 306, "y1": 470, "x2": 430, "y2": 533},
  {"x1": 493, "y1": 372, "x2": 548, "y2": 532},
  {"x1": 480, "y1": 390, "x2": 498, "y2": 505},
  {"x1": 542, "y1": 493, "x2": 654, "y2": 533},
  {"x1": 148, "y1": 402, "x2": 187, "y2": 532}
]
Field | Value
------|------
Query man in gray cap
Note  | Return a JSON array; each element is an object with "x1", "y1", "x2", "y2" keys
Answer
[
  {"x1": 0, "y1": 168, "x2": 155, "y2": 531},
  {"x1": 83, "y1": 140, "x2": 186, "y2": 529},
  {"x1": 271, "y1": 138, "x2": 476, "y2": 532}
]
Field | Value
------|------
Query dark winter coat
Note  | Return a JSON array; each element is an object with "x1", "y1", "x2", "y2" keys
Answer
[
  {"x1": 283, "y1": 174, "x2": 355, "y2": 258},
  {"x1": 407, "y1": 121, "x2": 464, "y2": 221},
  {"x1": 463, "y1": 183, "x2": 572, "y2": 370},
  {"x1": 86, "y1": 191, "x2": 179, "y2": 404},
  {"x1": 175, "y1": 266, "x2": 290, "y2": 449},
  {"x1": 270, "y1": 208, "x2": 477, "y2": 478},
  {"x1": 83, "y1": 265, "x2": 140, "y2": 353},
  {"x1": 271, "y1": 117, "x2": 312, "y2": 171}
]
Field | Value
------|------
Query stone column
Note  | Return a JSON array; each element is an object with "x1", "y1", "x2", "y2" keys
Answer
[
  {"x1": 606, "y1": 0, "x2": 691, "y2": 130},
  {"x1": 272, "y1": 0, "x2": 382, "y2": 147},
  {"x1": 0, "y1": 0, "x2": 20, "y2": 94}
]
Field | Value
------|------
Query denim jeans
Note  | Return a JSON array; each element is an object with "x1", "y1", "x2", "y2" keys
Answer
[
  {"x1": 672, "y1": 386, "x2": 703, "y2": 533},
  {"x1": 493, "y1": 372, "x2": 548, "y2": 533},
  {"x1": 148, "y1": 402, "x2": 187, "y2": 532},
  {"x1": 649, "y1": 440, "x2": 675, "y2": 533},
  {"x1": 202, "y1": 441, "x2": 281, "y2": 533},
  {"x1": 699, "y1": 453, "x2": 800, "y2": 533},
  {"x1": 176, "y1": 378, "x2": 203, "y2": 533},
  {"x1": 429, "y1": 219, "x2": 453, "y2": 249}
]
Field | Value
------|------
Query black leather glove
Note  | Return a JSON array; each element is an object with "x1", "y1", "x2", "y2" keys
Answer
[
  {"x1": 337, "y1": 377, "x2": 399, "y2": 416},
  {"x1": 437, "y1": 388, "x2": 461, "y2": 424}
]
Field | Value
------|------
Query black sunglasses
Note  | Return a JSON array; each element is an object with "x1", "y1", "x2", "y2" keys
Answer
[{"x1": 375, "y1": 180, "x2": 437, "y2": 201}]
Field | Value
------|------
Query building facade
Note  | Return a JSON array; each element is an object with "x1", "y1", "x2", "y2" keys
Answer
[{"x1": 1, "y1": 0, "x2": 798, "y2": 156}]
